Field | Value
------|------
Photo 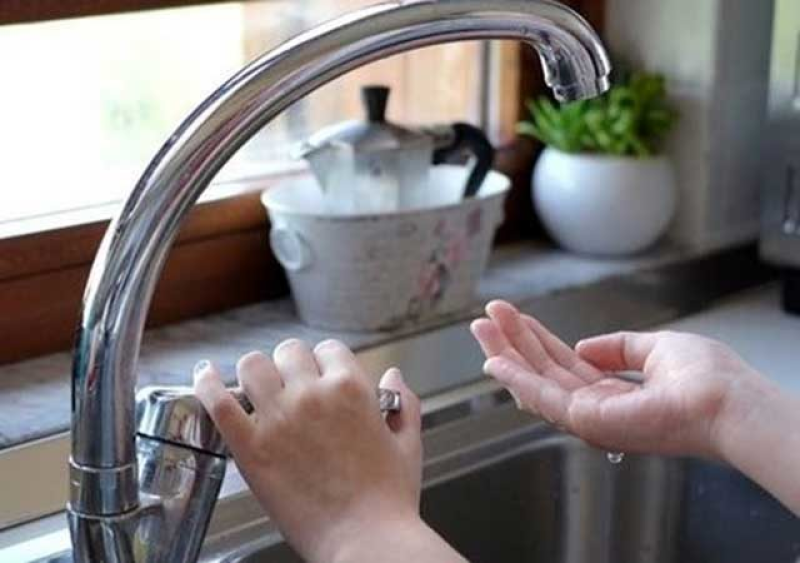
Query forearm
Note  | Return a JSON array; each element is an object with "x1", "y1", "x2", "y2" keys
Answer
[
  {"x1": 715, "y1": 376, "x2": 800, "y2": 515},
  {"x1": 326, "y1": 516, "x2": 468, "y2": 563}
]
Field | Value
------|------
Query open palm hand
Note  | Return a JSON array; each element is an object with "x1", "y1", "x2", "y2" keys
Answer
[{"x1": 470, "y1": 300, "x2": 760, "y2": 458}]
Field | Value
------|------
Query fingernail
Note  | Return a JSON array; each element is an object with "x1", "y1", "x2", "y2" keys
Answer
[
  {"x1": 275, "y1": 338, "x2": 302, "y2": 353},
  {"x1": 386, "y1": 367, "x2": 404, "y2": 382},
  {"x1": 483, "y1": 357, "x2": 503, "y2": 375},
  {"x1": 508, "y1": 388, "x2": 524, "y2": 410},
  {"x1": 193, "y1": 360, "x2": 211, "y2": 380}
]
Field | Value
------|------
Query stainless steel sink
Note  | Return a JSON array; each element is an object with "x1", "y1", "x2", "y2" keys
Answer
[
  {"x1": 28, "y1": 395, "x2": 799, "y2": 563},
  {"x1": 214, "y1": 400, "x2": 800, "y2": 563}
]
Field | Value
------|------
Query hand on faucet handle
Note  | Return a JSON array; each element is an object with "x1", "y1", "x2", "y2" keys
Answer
[{"x1": 194, "y1": 339, "x2": 465, "y2": 563}]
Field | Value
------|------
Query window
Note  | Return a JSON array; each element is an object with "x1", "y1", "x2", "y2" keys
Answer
[{"x1": 0, "y1": 1, "x2": 487, "y2": 229}]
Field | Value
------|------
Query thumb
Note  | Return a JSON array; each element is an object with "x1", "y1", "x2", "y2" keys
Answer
[
  {"x1": 575, "y1": 331, "x2": 658, "y2": 372},
  {"x1": 379, "y1": 368, "x2": 422, "y2": 458}
]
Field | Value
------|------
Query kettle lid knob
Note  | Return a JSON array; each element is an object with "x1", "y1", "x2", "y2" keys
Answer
[{"x1": 362, "y1": 85, "x2": 390, "y2": 123}]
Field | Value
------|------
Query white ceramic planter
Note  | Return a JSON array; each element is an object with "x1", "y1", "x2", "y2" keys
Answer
[{"x1": 533, "y1": 147, "x2": 677, "y2": 256}]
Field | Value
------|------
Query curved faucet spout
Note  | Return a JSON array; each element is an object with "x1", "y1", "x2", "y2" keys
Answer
[{"x1": 69, "y1": 0, "x2": 610, "y2": 556}]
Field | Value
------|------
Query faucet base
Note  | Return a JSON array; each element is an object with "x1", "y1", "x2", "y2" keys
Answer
[
  {"x1": 69, "y1": 460, "x2": 139, "y2": 516},
  {"x1": 69, "y1": 437, "x2": 227, "y2": 563}
]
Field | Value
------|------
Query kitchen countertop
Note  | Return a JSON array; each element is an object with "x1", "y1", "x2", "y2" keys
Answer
[
  {"x1": 0, "y1": 241, "x2": 770, "y2": 451},
  {"x1": 660, "y1": 284, "x2": 800, "y2": 395}
]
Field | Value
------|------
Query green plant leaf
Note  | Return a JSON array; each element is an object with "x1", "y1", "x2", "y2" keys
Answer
[{"x1": 517, "y1": 70, "x2": 678, "y2": 157}]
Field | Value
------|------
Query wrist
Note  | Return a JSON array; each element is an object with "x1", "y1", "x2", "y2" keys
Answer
[
  {"x1": 323, "y1": 510, "x2": 465, "y2": 563},
  {"x1": 711, "y1": 370, "x2": 778, "y2": 464},
  {"x1": 710, "y1": 373, "x2": 800, "y2": 514},
  {"x1": 313, "y1": 507, "x2": 428, "y2": 563}
]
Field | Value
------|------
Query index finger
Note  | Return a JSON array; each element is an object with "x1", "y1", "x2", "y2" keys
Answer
[
  {"x1": 194, "y1": 360, "x2": 253, "y2": 447},
  {"x1": 470, "y1": 317, "x2": 530, "y2": 368},
  {"x1": 522, "y1": 314, "x2": 606, "y2": 382},
  {"x1": 486, "y1": 301, "x2": 585, "y2": 390},
  {"x1": 313, "y1": 339, "x2": 366, "y2": 380}
]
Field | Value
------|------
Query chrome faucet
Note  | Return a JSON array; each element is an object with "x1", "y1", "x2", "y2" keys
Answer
[{"x1": 68, "y1": 1, "x2": 611, "y2": 561}]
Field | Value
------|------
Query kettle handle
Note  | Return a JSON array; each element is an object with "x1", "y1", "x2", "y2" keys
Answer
[{"x1": 432, "y1": 123, "x2": 495, "y2": 199}]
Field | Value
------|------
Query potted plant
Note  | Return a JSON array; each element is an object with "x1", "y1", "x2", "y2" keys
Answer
[{"x1": 519, "y1": 71, "x2": 678, "y2": 256}]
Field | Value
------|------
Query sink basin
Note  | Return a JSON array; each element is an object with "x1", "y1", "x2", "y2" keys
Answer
[
  {"x1": 29, "y1": 400, "x2": 799, "y2": 563},
  {"x1": 421, "y1": 443, "x2": 799, "y2": 563},
  {"x1": 32, "y1": 400, "x2": 798, "y2": 563},
  {"x1": 217, "y1": 403, "x2": 800, "y2": 563}
]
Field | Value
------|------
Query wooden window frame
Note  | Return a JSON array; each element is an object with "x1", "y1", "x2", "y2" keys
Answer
[{"x1": 0, "y1": 0, "x2": 604, "y2": 365}]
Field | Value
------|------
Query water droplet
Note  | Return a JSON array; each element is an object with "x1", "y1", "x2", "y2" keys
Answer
[{"x1": 607, "y1": 452, "x2": 625, "y2": 464}]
